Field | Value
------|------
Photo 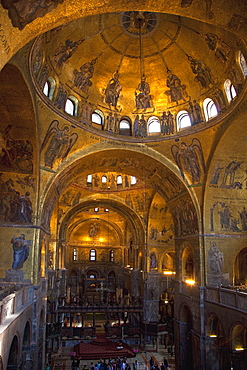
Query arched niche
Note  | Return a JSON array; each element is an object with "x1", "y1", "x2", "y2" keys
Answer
[
  {"x1": 68, "y1": 217, "x2": 123, "y2": 247},
  {"x1": 70, "y1": 269, "x2": 79, "y2": 288},
  {"x1": 107, "y1": 271, "x2": 116, "y2": 293},
  {"x1": 182, "y1": 246, "x2": 195, "y2": 281},
  {"x1": 234, "y1": 247, "x2": 247, "y2": 285},
  {"x1": 231, "y1": 323, "x2": 247, "y2": 351},
  {"x1": 7, "y1": 335, "x2": 19, "y2": 369},
  {"x1": 206, "y1": 313, "x2": 224, "y2": 338},
  {"x1": 22, "y1": 321, "x2": 31, "y2": 347},
  {"x1": 230, "y1": 323, "x2": 247, "y2": 370},
  {"x1": 179, "y1": 303, "x2": 193, "y2": 370},
  {"x1": 205, "y1": 314, "x2": 228, "y2": 370},
  {"x1": 161, "y1": 252, "x2": 175, "y2": 272},
  {"x1": 159, "y1": 288, "x2": 174, "y2": 326}
]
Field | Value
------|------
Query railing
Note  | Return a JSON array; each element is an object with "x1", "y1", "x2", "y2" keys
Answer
[
  {"x1": 59, "y1": 326, "x2": 141, "y2": 340},
  {"x1": 178, "y1": 281, "x2": 247, "y2": 314},
  {"x1": 205, "y1": 285, "x2": 247, "y2": 313},
  {"x1": 0, "y1": 285, "x2": 32, "y2": 325},
  {"x1": 55, "y1": 302, "x2": 143, "y2": 314},
  {"x1": 0, "y1": 280, "x2": 47, "y2": 326}
]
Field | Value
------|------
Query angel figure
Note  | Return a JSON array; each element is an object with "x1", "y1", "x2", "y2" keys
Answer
[
  {"x1": 171, "y1": 138, "x2": 206, "y2": 184},
  {"x1": 53, "y1": 38, "x2": 84, "y2": 67},
  {"x1": 41, "y1": 120, "x2": 78, "y2": 169}
]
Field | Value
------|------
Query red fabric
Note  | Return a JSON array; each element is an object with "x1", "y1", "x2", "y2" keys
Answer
[{"x1": 73, "y1": 336, "x2": 135, "y2": 359}]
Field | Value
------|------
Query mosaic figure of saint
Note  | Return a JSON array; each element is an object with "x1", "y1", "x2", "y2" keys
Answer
[
  {"x1": 74, "y1": 59, "x2": 96, "y2": 91},
  {"x1": 188, "y1": 56, "x2": 213, "y2": 88},
  {"x1": 135, "y1": 75, "x2": 151, "y2": 110},
  {"x1": 203, "y1": 33, "x2": 231, "y2": 64},
  {"x1": 54, "y1": 85, "x2": 67, "y2": 109},
  {"x1": 105, "y1": 72, "x2": 122, "y2": 109},
  {"x1": 165, "y1": 70, "x2": 187, "y2": 104},
  {"x1": 188, "y1": 100, "x2": 203, "y2": 125},
  {"x1": 11, "y1": 233, "x2": 30, "y2": 270},
  {"x1": 150, "y1": 252, "x2": 157, "y2": 269}
]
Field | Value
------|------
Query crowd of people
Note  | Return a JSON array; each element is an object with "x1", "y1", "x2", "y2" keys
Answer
[
  {"x1": 67, "y1": 355, "x2": 171, "y2": 370},
  {"x1": 46, "y1": 350, "x2": 170, "y2": 370},
  {"x1": 69, "y1": 357, "x2": 136, "y2": 370}
]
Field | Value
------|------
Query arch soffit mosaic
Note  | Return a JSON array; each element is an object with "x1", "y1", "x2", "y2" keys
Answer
[
  {"x1": 59, "y1": 196, "x2": 145, "y2": 246},
  {"x1": 67, "y1": 217, "x2": 124, "y2": 246},
  {"x1": 41, "y1": 147, "x2": 201, "y2": 237}
]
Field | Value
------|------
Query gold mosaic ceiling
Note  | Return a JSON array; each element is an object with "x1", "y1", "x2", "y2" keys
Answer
[{"x1": 40, "y1": 11, "x2": 240, "y2": 117}]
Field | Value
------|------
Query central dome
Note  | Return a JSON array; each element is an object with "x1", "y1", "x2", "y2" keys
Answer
[{"x1": 31, "y1": 11, "x2": 244, "y2": 136}]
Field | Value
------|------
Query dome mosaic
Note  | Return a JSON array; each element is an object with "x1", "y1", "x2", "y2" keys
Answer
[{"x1": 31, "y1": 11, "x2": 247, "y2": 138}]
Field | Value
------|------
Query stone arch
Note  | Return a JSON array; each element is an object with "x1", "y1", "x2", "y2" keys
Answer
[
  {"x1": 205, "y1": 313, "x2": 229, "y2": 369},
  {"x1": 7, "y1": 335, "x2": 19, "y2": 369},
  {"x1": 22, "y1": 321, "x2": 31, "y2": 347},
  {"x1": 21, "y1": 321, "x2": 34, "y2": 369},
  {"x1": 85, "y1": 267, "x2": 101, "y2": 278},
  {"x1": 68, "y1": 268, "x2": 79, "y2": 297},
  {"x1": 161, "y1": 251, "x2": 175, "y2": 272},
  {"x1": 179, "y1": 303, "x2": 193, "y2": 370},
  {"x1": 231, "y1": 322, "x2": 247, "y2": 351},
  {"x1": 230, "y1": 323, "x2": 247, "y2": 369},
  {"x1": 41, "y1": 147, "x2": 199, "y2": 237}
]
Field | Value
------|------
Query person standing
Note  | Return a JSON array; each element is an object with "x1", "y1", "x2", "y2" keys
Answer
[{"x1": 163, "y1": 357, "x2": 168, "y2": 368}]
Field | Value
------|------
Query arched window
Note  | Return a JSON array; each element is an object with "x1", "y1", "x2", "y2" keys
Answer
[
  {"x1": 203, "y1": 98, "x2": 218, "y2": 121},
  {"x1": 90, "y1": 249, "x2": 96, "y2": 261},
  {"x1": 231, "y1": 324, "x2": 246, "y2": 351},
  {"x1": 107, "y1": 271, "x2": 116, "y2": 289},
  {"x1": 43, "y1": 77, "x2": 56, "y2": 100},
  {"x1": 73, "y1": 248, "x2": 78, "y2": 261},
  {"x1": 130, "y1": 176, "x2": 137, "y2": 185},
  {"x1": 87, "y1": 269, "x2": 98, "y2": 279},
  {"x1": 65, "y1": 96, "x2": 78, "y2": 116},
  {"x1": 92, "y1": 109, "x2": 104, "y2": 126},
  {"x1": 224, "y1": 79, "x2": 237, "y2": 103},
  {"x1": 119, "y1": 118, "x2": 131, "y2": 136},
  {"x1": 87, "y1": 174, "x2": 93, "y2": 184},
  {"x1": 177, "y1": 110, "x2": 191, "y2": 130},
  {"x1": 110, "y1": 250, "x2": 114, "y2": 262},
  {"x1": 148, "y1": 116, "x2": 161, "y2": 134},
  {"x1": 117, "y1": 175, "x2": 122, "y2": 185},
  {"x1": 102, "y1": 175, "x2": 107, "y2": 184},
  {"x1": 238, "y1": 51, "x2": 247, "y2": 77}
]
